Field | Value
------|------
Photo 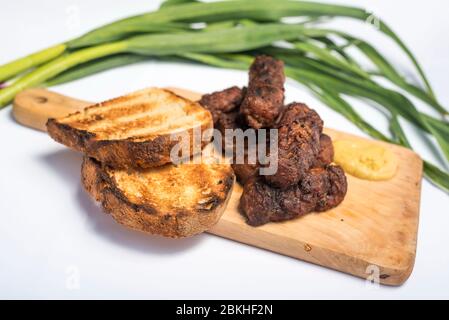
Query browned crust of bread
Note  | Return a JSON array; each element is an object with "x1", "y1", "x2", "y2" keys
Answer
[
  {"x1": 47, "y1": 120, "x2": 211, "y2": 169},
  {"x1": 81, "y1": 157, "x2": 234, "y2": 238},
  {"x1": 46, "y1": 88, "x2": 213, "y2": 169}
]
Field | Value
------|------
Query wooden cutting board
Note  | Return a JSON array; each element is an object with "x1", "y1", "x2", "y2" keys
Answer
[{"x1": 13, "y1": 87, "x2": 423, "y2": 286}]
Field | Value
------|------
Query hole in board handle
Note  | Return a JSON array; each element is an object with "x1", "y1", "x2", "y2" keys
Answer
[{"x1": 35, "y1": 96, "x2": 48, "y2": 104}]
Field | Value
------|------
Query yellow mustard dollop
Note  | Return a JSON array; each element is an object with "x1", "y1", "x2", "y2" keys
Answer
[{"x1": 333, "y1": 139, "x2": 398, "y2": 181}]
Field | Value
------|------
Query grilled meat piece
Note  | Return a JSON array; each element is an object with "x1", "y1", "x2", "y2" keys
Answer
[
  {"x1": 307, "y1": 166, "x2": 348, "y2": 212},
  {"x1": 216, "y1": 111, "x2": 247, "y2": 137},
  {"x1": 232, "y1": 133, "x2": 334, "y2": 185},
  {"x1": 199, "y1": 86, "x2": 245, "y2": 124},
  {"x1": 232, "y1": 162, "x2": 259, "y2": 185},
  {"x1": 215, "y1": 111, "x2": 249, "y2": 154},
  {"x1": 200, "y1": 55, "x2": 347, "y2": 227},
  {"x1": 241, "y1": 86, "x2": 284, "y2": 129},
  {"x1": 239, "y1": 176, "x2": 279, "y2": 226},
  {"x1": 314, "y1": 134, "x2": 334, "y2": 167},
  {"x1": 200, "y1": 87, "x2": 248, "y2": 161},
  {"x1": 240, "y1": 56, "x2": 285, "y2": 128},
  {"x1": 240, "y1": 164, "x2": 348, "y2": 226},
  {"x1": 213, "y1": 108, "x2": 260, "y2": 184},
  {"x1": 232, "y1": 140, "x2": 261, "y2": 185},
  {"x1": 248, "y1": 55, "x2": 285, "y2": 88},
  {"x1": 263, "y1": 102, "x2": 323, "y2": 189}
]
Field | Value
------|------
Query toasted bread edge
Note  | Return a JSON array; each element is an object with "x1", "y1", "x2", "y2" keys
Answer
[{"x1": 47, "y1": 115, "x2": 213, "y2": 170}]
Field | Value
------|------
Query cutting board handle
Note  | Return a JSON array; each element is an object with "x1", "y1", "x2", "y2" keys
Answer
[
  {"x1": 12, "y1": 87, "x2": 202, "y2": 132},
  {"x1": 13, "y1": 88, "x2": 92, "y2": 132}
]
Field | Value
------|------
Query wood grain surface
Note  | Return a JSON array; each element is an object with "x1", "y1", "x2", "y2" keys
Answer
[{"x1": 13, "y1": 87, "x2": 423, "y2": 285}]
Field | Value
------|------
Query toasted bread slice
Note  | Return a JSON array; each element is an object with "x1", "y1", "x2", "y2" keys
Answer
[
  {"x1": 81, "y1": 152, "x2": 235, "y2": 238},
  {"x1": 47, "y1": 88, "x2": 213, "y2": 169}
]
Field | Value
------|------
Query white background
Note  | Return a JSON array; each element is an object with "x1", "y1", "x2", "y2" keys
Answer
[{"x1": 1, "y1": 0, "x2": 448, "y2": 299}]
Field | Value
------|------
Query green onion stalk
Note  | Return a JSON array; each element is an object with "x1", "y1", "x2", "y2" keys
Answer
[{"x1": 0, "y1": 42, "x2": 128, "y2": 107}]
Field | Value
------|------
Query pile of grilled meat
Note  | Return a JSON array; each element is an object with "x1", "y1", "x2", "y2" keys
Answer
[{"x1": 200, "y1": 55, "x2": 348, "y2": 226}]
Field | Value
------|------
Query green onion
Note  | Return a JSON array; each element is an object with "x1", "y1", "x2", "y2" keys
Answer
[
  {"x1": 0, "y1": 22, "x2": 188, "y2": 84},
  {"x1": 0, "y1": 42, "x2": 127, "y2": 107},
  {"x1": 0, "y1": 44, "x2": 66, "y2": 83},
  {"x1": 160, "y1": 0, "x2": 198, "y2": 9},
  {"x1": 423, "y1": 162, "x2": 449, "y2": 194},
  {"x1": 325, "y1": 32, "x2": 446, "y2": 115},
  {"x1": 68, "y1": 1, "x2": 368, "y2": 48},
  {"x1": 390, "y1": 115, "x2": 449, "y2": 193},
  {"x1": 126, "y1": 24, "x2": 307, "y2": 55},
  {"x1": 0, "y1": 0, "x2": 435, "y2": 95},
  {"x1": 179, "y1": 52, "x2": 249, "y2": 70},
  {"x1": 293, "y1": 41, "x2": 371, "y2": 80},
  {"x1": 68, "y1": 0, "x2": 435, "y2": 96},
  {"x1": 0, "y1": 23, "x2": 308, "y2": 107}
]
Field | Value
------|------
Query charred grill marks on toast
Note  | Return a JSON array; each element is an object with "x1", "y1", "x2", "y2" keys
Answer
[{"x1": 47, "y1": 88, "x2": 213, "y2": 169}]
